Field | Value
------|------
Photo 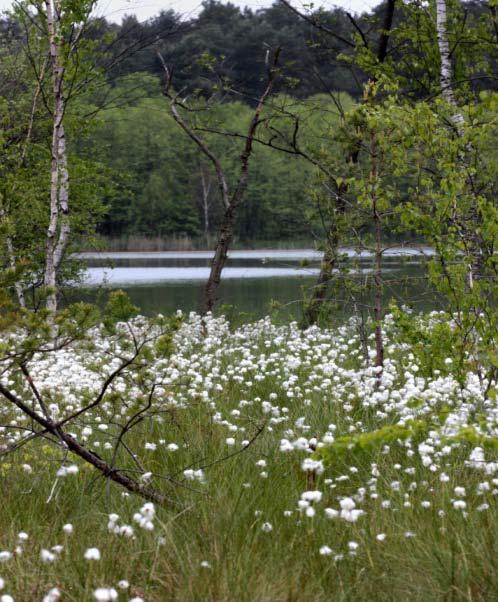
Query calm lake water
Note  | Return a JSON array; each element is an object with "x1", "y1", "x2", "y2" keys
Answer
[{"x1": 72, "y1": 248, "x2": 439, "y2": 320}]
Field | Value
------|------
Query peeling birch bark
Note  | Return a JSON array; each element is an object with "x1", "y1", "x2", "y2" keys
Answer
[
  {"x1": 44, "y1": 0, "x2": 70, "y2": 314},
  {"x1": 435, "y1": 0, "x2": 485, "y2": 286},
  {"x1": 435, "y1": 0, "x2": 465, "y2": 132}
]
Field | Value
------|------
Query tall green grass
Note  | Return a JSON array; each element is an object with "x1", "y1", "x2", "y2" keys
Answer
[{"x1": 1, "y1": 375, "x2": 496, "y2": 601}]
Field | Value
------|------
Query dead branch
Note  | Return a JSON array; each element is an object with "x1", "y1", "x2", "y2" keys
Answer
[
  {"x1": 0, "y1": 378, "x2": 173, "y2": 507},
  {"x1": 158, "y1": 48, "x2": 281, "y2": 313}
]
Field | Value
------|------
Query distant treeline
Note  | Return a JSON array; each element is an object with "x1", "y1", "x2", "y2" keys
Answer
[
  {"x1": 81, "y1": 85, "x2": 354, "y2": 241},
  {"x1": 82, "y1": 0, "x2": 496, "y2": 100},
  {"x1": 1, "y1": 0, "x2": 495, "y2": 244}
]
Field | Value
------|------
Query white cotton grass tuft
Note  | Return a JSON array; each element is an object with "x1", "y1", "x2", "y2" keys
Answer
[
  {"x1": 42, "y1": 587, "x2": 62, "y2": 602},
  {"x1": 324, "y1": 508, "x2": 339, "y2": 519},
  {"x1": 183, "y1": 469, "x2": 206, "y2": 483},
  {"x1": 84, "y1": 548, "x2": 101, "y2": 561},
  {"x1": 133, "y1": 502, "x2": 157, "y2": 531},
  {"x1": 62, "y1": 524, "x2": 73, "y2": 535},
  {"x1": 92, "y1": 588, "x2": 118, "y2": 601},
  {"x1": 108, "y1": 514, "x2": 134, "y2": 538},
  {"x1": 40, "y1": 550, "x2": 57, "y2": 563},
  {"x1": 56, "y1": 465, "x2": 79, "y2": 477}
]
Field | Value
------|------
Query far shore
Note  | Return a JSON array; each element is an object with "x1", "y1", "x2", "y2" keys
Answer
[{"x1": 76, "y1": 245, "x2": 435, "y2": 260}]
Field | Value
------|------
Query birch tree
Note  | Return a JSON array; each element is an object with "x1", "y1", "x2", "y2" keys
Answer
[
  {"x1": 434, "y1": 0, "x2": 487, "y2": 287},
  {"x1": 43, "y1": 0, "x2": 67, "y2": 312},
  {"x1": 435, "y1": 0, "x2": 465, "y2": 131},
  {"x1": 42, "y1": 0, "x2": 96, "y2": 312}
]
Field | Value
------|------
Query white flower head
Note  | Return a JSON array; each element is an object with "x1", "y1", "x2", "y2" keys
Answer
[
  {"x1": 93, "y1": 588, "x2": 118, "y2": 601},
  {"x1": 339, "y1": 497, "x2": 355, "y2": 511},
  {"x1": 40, "y1": 549, "x2": 56, "y2": 563},
  {"x1": 62, "y1": 524, "x2": 73, "y2": 535},
  {"x1": 42, "y1": 587, "x2": 61, "y2": 602},
  {"x1": 84, "y1": 548, "x2": 101, "y2": 561},
  {"x1": 301, "y1": 490, "x2": 323, "y2": 503},
  {"x1": 56, "y1": 465, "x2": 79, "y2": 477}
]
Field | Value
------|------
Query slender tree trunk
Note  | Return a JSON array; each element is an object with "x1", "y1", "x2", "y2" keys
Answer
[
  {"x1": 159, "y1": 49, "x2": 280, "y2": 314},
  {"x1": 301, "y1": 183, "x2": 344, "y2": 326},
  {"x1": 0, "y1": 204, "x2": 26, "y2": 308},
  {"x1": 199, "y1": 163, "x2": 211, "y2": 242},
  {"x1": 203, "y1": 204, "x2": 237, "y2": 313},
  {"x1": 302, "y1": 247, "x2": 337, "y2": 327},
  {"x1": 370, "y1": 131, "x2": 384, "y2": 375},
  {"x1": 7, "y1": 235, "x2": 26, "y2": 308},
  {"x1": 435, "y1": 0, "x2": 465, "y2": 132},
  {"x1": 201, "y1": 50, "x2": 280, "y2": 313},
  {"x1": 302, "y1": 1, "x2": 397, "y2": 326},
  {"x1": 44, "y1": 0, "x2": 70, "y2": 314},
  {"x1": 202, "y1": 144, "x2": 253, "y2": 313},
  {"x1": 435, "y1": 0, "x2": 485, "y2": 285}
]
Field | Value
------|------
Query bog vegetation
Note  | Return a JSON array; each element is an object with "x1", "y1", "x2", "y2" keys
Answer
[{"x1": 0, "y1": 0, "x2": 497, "y2": 600}]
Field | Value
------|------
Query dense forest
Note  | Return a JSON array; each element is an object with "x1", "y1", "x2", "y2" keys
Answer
[{"x1": 1, "y1": 0, "x2": 496, "y2": 244}]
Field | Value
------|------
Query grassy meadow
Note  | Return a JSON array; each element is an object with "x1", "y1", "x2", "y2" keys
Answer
[{"x1": 0, "y1": 312, "x2": 497, "y2": 601}]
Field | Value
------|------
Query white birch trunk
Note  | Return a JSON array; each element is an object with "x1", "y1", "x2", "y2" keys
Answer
[
  {"x1": 435, "y1": 0, "x2": 484, "y2": 286},
  {"x1": 43, "y1": 0, "x2": 70, "y2": 313},
  {"x1": 435, "y1": 0, "x2": 465, "y2": 132}
]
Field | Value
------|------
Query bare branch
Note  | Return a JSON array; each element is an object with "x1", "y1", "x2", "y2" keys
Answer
[
  {"x1": 158, "y1": 52, "x2": 231, "y2": 210},
  {"x1": 0, "y1": 380, "x2": 174, "y2": 507},
  {"x1": 278, "y1": 0, "x2": 355, "y2": 48}
]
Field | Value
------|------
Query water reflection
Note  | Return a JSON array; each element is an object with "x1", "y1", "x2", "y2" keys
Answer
[{"x1": 70, "y1": 248, "x2": 437, "y2": 319}]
